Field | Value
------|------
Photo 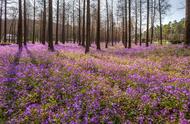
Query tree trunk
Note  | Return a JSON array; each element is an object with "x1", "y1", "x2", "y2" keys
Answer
[
  {"x1": 105, "y1": 0, "x2": 109, "y2": 48},
  {"x1": 125, "y1": 0, "x2": 128, "y2": 48},
  {"x1": 128, "y1": 0, "x2": 131, "y2": 48},
  {"x1": 135, "y1": 0, "x2": 138, "y2": 45},
  {"x1": 185, "y1": 0, "x2": 190, "y2": 45},
  {"x1": 48, "y1": 0, "x2": 54, "y2": 51},
  {"x1": 55, "y1": 0, "x2": 59, "y2": 45},
  {"x1": 78, "y1": 0, "x2": 81, "y2": 45},
  {"x1": 146, "y1": 0, "x2": 150, "y2": 47},
  {"x1": 159, "y1": 0, "x2": 162, "y2": 45},
  {"x1": 4, "y1": 0, "x2": 7, "y2": 42},
  {"x1": 24, "y1": 0, "x2": 27, "y2": 46},
  {"x1": 85, "y1": 0, "x2": 90, "y2": 53},
  {"x1": 96, "y1": 0, "x2": 101, "y2": 50},
  {"x1": 82, "y1": 0, "x2": 86, "y2": 46},
  {"x1": 62, "y1": 0, "x2": 65, "y2": 44},
  {"x1": 140, "y1": 0, "x2": 142, "y2": 46},
  {"x1": 33, "y1": 0, "x2": 36, "y2": 44},
  {"x1": 42, "y1": 0, "x2": 46, "y2": 45},
  {"x1": 0, "y1": 0, "x2": 3, "y2": 43},
  {"x1": 18, "y1": 0, "x2": 23, "y2": 49}
]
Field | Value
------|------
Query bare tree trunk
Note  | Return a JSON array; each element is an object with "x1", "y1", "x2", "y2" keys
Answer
[
  {"x1": 42, "y1": 0, "x2": 46, "y2": 45},
  {"x1": 78, "y1": 0, "x2": 81, "y2": 45},
  {"x1": 0, "y1": 0, "x2": 3, "y2": 42},
  {"x1": 146, "y1": 0, "x2": 150, "y2": 47},
  {"x1": 82, "y1": 0, "x2": 86, "y2": 46},
  {"x1": 140, "y1": 0, "x2": 142, "y2": 46},
  {"x1": 4, "y1": 0, "x2": 7, "y2": 42},
  {"x1": 33, "y1": 0, "x2": 36, "y2": 44},
  {"x1": 18, "y1": 0, "x2": 23, "y2": 49},
  {"x1": 62, "y1": 0, "x2": 65, "y2": 44},
  {"x1": 125, "y1": 0, "x2": 128, "y2": 48},
  {"x1": 48, "y1": 0, "x2": 54, "y2": 51},
  {"x1": 85, "y1": 0, "x2": 90, "y2": 53},
  {"x1": 150, "y1": 0, "x2": 156, "y2": 44},
  {"x1": 96, "y1": 0, "x2": 101, "y2": 50},
  {"x1": 55, "y1": 0, "x2": 59, "y2": 44},
  {"x1": 185, "y1": 0, "x2": 190, "y2": 46},
  {"x1": 128, "y1": 0, "x2": 131, "y2": 48},
  {"x1": 24, "y1": 0, "x2": 27, "y2": 46},
  {"x1": 111, "y1": 0, "x2": 114, "y2": 46},
  {"x1": 159, "y1": 0, "x2": 162, "y2": 45},
  {"x1": 135, "y1": 0, "x2": 138, "y2": 45},
  {"x1": 105, "y1": 0, "x2": 109, "y2": 48},
  {"x1": 73, "y1": 0, "x2": 76, "y2": 43}
]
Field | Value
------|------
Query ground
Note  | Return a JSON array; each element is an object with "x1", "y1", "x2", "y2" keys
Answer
[{"x1": 0, "y1": 43, "x2": 190, "y2": 123}]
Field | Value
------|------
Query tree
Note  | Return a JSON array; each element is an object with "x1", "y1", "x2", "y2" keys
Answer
[
  {"x1": 128, "y1": 0, "x2": 131, "y2": 48},
  {"x1": 18, "y1": 0, "x2": 22, "y2": 49},
  {"x1": 85, "y1": 0, "x2": 90, "y2": 53},
  {"x1": 146, "y1": 0, "x2": 150, "y2": 47},
  {"x1": 0, "y1": 0, "x2": 3, "y2": 42},
  {"x1": 185, "y1": 0, "x2": 190, "y2": 46},
  {"x1": 125, "y1": 0, "x2": 128, "y2": 48},
  {"x1": 33, "y1": 0, "x2": 36, "y2": 44},
  {"x1": 62, "y1": 0, "x2": 65, "y2": 44},
  {"x1": 42, "y1": 0, "x2": 46, "y2": 45},
  {"x1": 48, "y1": 0, "x2": 54, "y2": 51},
  {"x1": 78, "y1": 0, "x2": 81, "y2": 45},
  {"x1": 96, "y1": 0, "x2": 101, "y2": 50},
  {"x1": 24, "y1": 0, "x2": 27, "y2": 46},
  {"x1": 105, "y1": 0, "x2": 109, "y2": 48},
  {"x1": 55, "y1": 0, "x2": 59, "y2": 45},
  {"x1": 135, "y1": 0, "x2": 138, "y2": 45},
  {"x1": 4, "y1": 0, "x2": 7, "y2": 42},
  {"x1": 139, "y1": 0, "x2": 142, "y2": 46},
  {"x1": 82, "y1": 0, "x2": 86, "y2": 46},
  {"x1": 158, "y1": 0, "x2": 162, "y2": 45}
]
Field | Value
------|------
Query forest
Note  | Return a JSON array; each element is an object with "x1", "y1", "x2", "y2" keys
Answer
[{"x1": 0, "y1": 0, "x2": 190, "y2": 123}]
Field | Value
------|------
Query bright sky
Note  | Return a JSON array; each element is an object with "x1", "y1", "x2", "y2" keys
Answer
[{"x1": 163, "y1": 0, "x2": 185, "y2": 24}]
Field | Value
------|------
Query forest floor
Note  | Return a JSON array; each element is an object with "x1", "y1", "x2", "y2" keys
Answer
[{"x1": 0, "y1": 43, "x2": 190, "y2": 123}]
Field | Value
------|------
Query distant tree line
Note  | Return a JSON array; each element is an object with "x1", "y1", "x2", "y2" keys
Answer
[{"x1": 0, "y1": 0, "x2": 189, "y2": 52}]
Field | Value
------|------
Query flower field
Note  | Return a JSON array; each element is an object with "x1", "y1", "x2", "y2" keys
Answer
[{"x1": 0, "y1": 43, "x2": 190, "y2": 123}]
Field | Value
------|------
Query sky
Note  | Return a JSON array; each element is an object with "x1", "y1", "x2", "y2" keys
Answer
[{"x1": 163, "y1": 0, "x2": 185, "y2": 24}]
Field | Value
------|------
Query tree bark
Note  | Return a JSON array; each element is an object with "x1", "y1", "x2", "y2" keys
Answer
[
  {"x1": 48, "y1": 0, "x2": 54, "y2": 51},
  {"x1": 185, "y1": 0, "x2": 190, "y2": 45},
  {"x1": 85, "y1": 0, "x2": 90, "y2": 53},
  {"x1": 96, "y1": 0, "x2": 101, "y2": 50},
  {"x1": 55, "y1": 0, "x2": 59, "y2": 45},
  {"x1": 18, "y1": 0, "x2": 23, "y2": 49}
]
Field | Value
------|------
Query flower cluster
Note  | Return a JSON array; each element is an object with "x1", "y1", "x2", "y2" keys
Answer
[{"x1": 0, "y1": 43, "x2": 190, "y2": 123}]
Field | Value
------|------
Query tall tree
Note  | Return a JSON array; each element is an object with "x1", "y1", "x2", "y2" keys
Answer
[
  {"x1": 85, "y1": 0, "x2": 90, "y2": 53},
  {"x1": 82, "y1": 0, "x2": 86, "y2": 46},
  {"x1": 24, "y1": 0, "x2": 27, "y2": 46},
  {"x1": 78, "y1": 0, "x2": 81, "y2": 45},
  {"x1": 158, "y1": 0, "x2": 162, "y2": 45},
  {"x1": 55, "y1": 0, "x2": 59, "y2": 45},
  {"x1": 125, "y1": 0, "x2": 128, "y2": 48},
  {"x1": 48, "y1": 0, "x2": 54, "y2": 51},
  {"x1": 73, "y1": 0, "x2": 76, "y2": 43},
  {"x1": 146, "y1": 0, "x2": 150, "y2": 47},
  {"x1": 139, "y1": 0, "x2": 142, "y2": 46},
  {"x1": 0, "y1": 0, "x2": 3, "y2": 42},
  {"x1": 111, "y1": 0, "x2": 114, "y2": 46},
  {"x1": 42, "y1": 0, "x2": 46, "y2": 45},
  {"x1": 105, "y1": 0, "x2": 109, "y2": 48},
  {"x1": 135, "y1": 0, "x2": 138, "y2": 45},
  {"x1": 18, "y1": 0, "x2": 22, "y2": 49},
  {"x1": 128, "y1": 0, "x2": 131, "y2": 48},
  {"x1": 185, "y1": 0, "x2": 190, "y2": 46},
  {"x1": 96, "y1": 0, "x2": 101, "y2": 50},
  {"x1": 4, "y1": 0, "x2": 7, "y2": 42},
  {"x1": 62, "y1": 0, "x2": 65, "y2": 44},
  {"x1": 33, "y1": 0, "x2": 36, "y2": 44}
]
